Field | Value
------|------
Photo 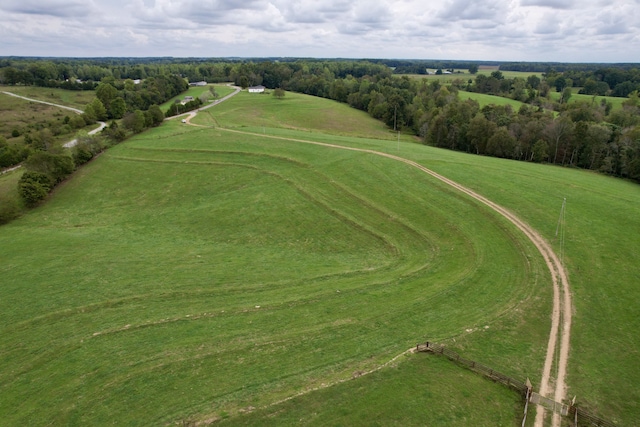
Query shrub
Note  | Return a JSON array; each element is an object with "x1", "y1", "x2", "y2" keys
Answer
[
  {"x1": 18, "y1": 171, "x2": 52, "y2": 207},
  {"x1": 24, "y1": 152, "x2": 75, "y2": 183},
  {"x1": 0, "y1": 194, "x2": 23, "y2": 224}
]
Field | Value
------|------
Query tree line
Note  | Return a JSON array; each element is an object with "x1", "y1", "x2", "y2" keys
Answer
[
  {"x1": 220, "y1": 60, "x2": 640, "y2": 182},
  {"x1": 1, "y1": 58, "x2": 640, "y2": 185}
]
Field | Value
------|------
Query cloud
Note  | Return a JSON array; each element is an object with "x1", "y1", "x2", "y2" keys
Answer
[
  {"x1": 534, "y1": 13, "x2": 561, "y2": 34},
  {"x1": 0, "y1": 0, "x2": 638, "y2": 62},
  {"x1": 593, "y1": 6, "x2": 636, "y2": 35},
  {"x1": 437, "y1": 0, "x2": 507, "y2": 22},
  {"x1": 1, "y1": 0, "x2": 93, "y2": 17},
  {"x1": 520, "y1": 0, "x2": 575, "y2": 9}
]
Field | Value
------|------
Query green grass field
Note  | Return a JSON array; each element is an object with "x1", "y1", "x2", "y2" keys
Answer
[
  {"x1": 550, "y1": 89, "x2": 626, "y2": 110},
  {"x1": 458, "y1": 90, "x2": 527, "y2": 109},
  {"x1": 402, "y1": 70, "x2": 544, "y2": 84},
  {"x1": 1, "y1": 89, "x2": 638, "y2": 426},
  {"x1": 191, "y1": 90, "x2": 394, "y2": 140}
]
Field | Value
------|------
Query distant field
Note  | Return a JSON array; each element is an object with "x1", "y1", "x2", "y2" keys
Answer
[
  {"x1": 1, "y1": 89, "x2": 639, "y2": 426},
  {"x1": 160, "y1": 83, "x2": 236, "y2": 113},
  {"x1": 0, "y1": 85, "x2": 94, "y2": 110},
  {"x1": 550, "y1": 90, "x2": 626, "y2": 110},
  {"x1": 192, "y1": 89, "x2": 395, "y2": 140},
  {"x1": 477, "y1": 70, "x2": 544, "y2": 80},
  {"x1": 0, "y1": 91, "x2": 99, "y2": 150},
  {"x1": 458, "y1": 90, "x2": 527, "y2": 109},
  {"x1": 401, "y1": 70, "x2": 544, "y2": 82}
]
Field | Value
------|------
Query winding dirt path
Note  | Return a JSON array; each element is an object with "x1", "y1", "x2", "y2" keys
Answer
[
  {"x1": 219, "y1": 128, "x2": 572, "y2": 426},
  {"x1": 0, "y1": 91, "x2": 106, "y2": 150},
  {"x1": 180, "y1": 96, "x2": 572, "y2": 425}
]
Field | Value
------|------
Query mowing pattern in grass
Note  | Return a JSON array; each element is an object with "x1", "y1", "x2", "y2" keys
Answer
[
  {"x1": 405, "y1": 145, "x2": 640, "y2": 425},
  {"x1": 0, "y1": 117, "x2": 547, "y2": 425},
  {"x1": 217, "y1": 354, "x2": 524, "y2": 426}
]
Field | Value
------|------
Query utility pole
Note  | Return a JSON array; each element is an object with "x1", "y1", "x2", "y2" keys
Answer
[{"x1": 394, "y1": 104, "x2": 397, "y2": 132}]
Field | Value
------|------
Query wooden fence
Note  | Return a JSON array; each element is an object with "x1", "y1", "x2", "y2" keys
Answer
[
  {"x1": 416, "y1": 342, "x2": 529, "y2": 394},
  {"x1": 417, "y1": 342, "x2": 619, "y2": 427}
]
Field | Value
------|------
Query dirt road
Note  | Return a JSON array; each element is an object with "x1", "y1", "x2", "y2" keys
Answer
[
  {"x1": 177, "y1": 89, "x2": 572, "y2": 425},
  {"x1": 214, "y1": 128, "x2": 572, "y2": 426},
  {"x1": 0, "y1": 91, "x2": 106, "y2": 149},
  {"x1": 166, "y1": 84, "x2": 241, "y2": 124}
]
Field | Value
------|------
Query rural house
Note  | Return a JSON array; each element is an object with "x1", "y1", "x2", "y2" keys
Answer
[{"x1": 248, "y1": 85, "x2": 266, "y2": 93}]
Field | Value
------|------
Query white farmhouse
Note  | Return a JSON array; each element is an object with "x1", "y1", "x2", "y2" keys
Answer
[{"x1": 248, "y1": 85, "x2": 266, "y2": 93}]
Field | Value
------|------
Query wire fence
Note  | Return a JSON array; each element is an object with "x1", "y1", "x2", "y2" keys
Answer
[{"x1": 417, "y1": 342, "x2": 619, "y2": 427}]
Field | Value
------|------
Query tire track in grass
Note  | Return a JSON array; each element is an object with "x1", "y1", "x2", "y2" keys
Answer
[
  {"x1": 215, "y1": 127, "x2": 571, "y2": 426},
  {"x1": 179, "y1": 101, "x2": 571, "y2": 425}
]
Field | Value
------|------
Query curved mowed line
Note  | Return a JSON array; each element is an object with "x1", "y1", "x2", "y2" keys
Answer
[
  {"x1": 216, "y1": 126, "x2": 572, "y2": 426},
  {"x1": 0, "y1": 131, "x2": 541, "y2": 424}
]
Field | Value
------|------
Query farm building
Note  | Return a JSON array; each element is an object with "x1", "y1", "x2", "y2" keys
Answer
[{"x1": 248, "y1": 85, "x2": 266, "y2": 93}]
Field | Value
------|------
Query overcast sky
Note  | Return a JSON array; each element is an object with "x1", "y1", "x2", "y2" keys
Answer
[{"x1": 1, "y1": 0, "x2": 638, "y2": 62}]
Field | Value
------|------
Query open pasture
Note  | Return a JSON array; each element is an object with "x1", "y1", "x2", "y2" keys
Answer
[
  {"x1": 550, "y1": 90, "x2": 626, "y2": 110},
  {"x1": 1, "y1": 89, "x2": 639, "y2": 425},
  {"x1": 191, "y1": 90, "x2": 394, "y2": 140},
  {"x1": 458, "y1": 90, "x2": 527, "y2": 110},
  {"x1": 0, "y1": 101, "x2": 551, "y2": 424}
]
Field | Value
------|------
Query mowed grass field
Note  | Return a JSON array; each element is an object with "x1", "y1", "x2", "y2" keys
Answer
[
  {"x1": 198, "y1": 93, "x2": 640, "y2": 424},
  {"x1": 192, "y1": 90, "x2": 393, "y2": 140},
  {"x1": 0, "y1": 91, "x2": 553, "y2": 425},
  {"x1": 1, "y1": 88, "x2": 638, "y2": 425}
]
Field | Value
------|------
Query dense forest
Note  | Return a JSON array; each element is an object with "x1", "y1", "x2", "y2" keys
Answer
[{"x1": 1, "y1": 58, "x2": 640, "y2": 185}]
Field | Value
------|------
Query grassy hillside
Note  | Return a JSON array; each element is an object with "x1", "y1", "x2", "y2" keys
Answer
[
  {"x1": 183, "y1": 93, "x2": 640, "y2": 425},
  {"x1": 0, "y1": 100, "x2": 550, "y2": 425},
  {"x1": 192, "y1": 90, "x2": 394, "y2": 140},
  {"x1": 1, "y1": 90, "x2": 638, "y2": 426}
]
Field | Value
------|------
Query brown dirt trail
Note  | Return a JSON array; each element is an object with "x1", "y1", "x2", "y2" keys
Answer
[{"x1": 182, "y1": 102, "x2": 572, "y2": 426}]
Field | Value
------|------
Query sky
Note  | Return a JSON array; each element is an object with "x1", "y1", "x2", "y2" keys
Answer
[{"x1": 0, "y1": 0, "x2": 639, "y2": 62}]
